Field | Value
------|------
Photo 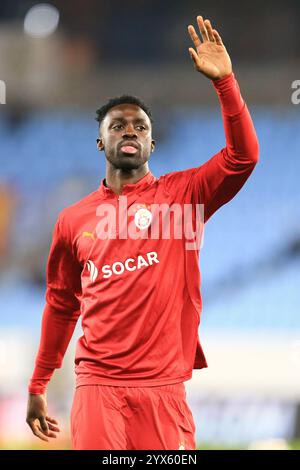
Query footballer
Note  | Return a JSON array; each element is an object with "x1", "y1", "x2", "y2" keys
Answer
[{"x1": 26, "y1": 16, "x2": 259, "y2": 450}]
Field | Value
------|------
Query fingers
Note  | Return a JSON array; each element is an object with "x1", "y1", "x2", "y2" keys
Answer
[
  {"x1": 40, "y1": 416, "x2": 61, "y2": 437},
  {"x1": 204, "y1": 19, "x2": 215, "y2": 42},
  {"x1": 48, "y1": 423, "x2": 60, "y2": 432},
  {"x1": 196, "y1": 15, "x2": 209, "y2": 42},
  {"x1": 188, "y1": 15, "x2": 220, "y2": 45},
  {"x1": 46, "y1": 416, "x2": 58, "y2": 424},
  {"x1": 27, "y1": 420, "x2": 49, "y2": 442},
  {"x1": 46, "y1": 415, "x2": 60, "y2": 428},
  {"x1": 27, "y1": 415, "x2": 61, "y2": 442},
  {"x1": 212, "y1": 29, "x2": 223, "y2": 46},
  {"x1": 39, "y1": 416, "x2": 50, "y2": 435},
  {"x1": 37, "y1": 423, "x2": 57, "y2": 439},
  {"x1": 188, "y1": 25, "x2": 201, "y2": 49},
  {"x1": 47, "y1": 419, "x2": 61, "y2": 432},
  {"x1": 188, "y1": 47, "x2": 201, "y2": 69}
]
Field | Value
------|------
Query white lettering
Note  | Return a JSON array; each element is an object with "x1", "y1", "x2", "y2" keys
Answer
[
  {"x1": 137, "y1": 255, "x2": 149, "y2": 269},
  {"x1": 0, "y1": 80, "x2": 6, "y2": 104},
  {"x1": 124, "y1": 258, "x2": 136, "y2": 271},
  {"x1": 102, "y1": 264, "x2": 112, "y2": 279},
  {"x1": 100, "y1": 251, "x2": 159, "y2": 279},
  {"x1": 291, "y1": 80, "x2": 300, "y2": 105},
  {"x1": 112, "y1": 261, "x2": 125, "y2": 276},
  {"x1": 147, "y1": 251, "x2": 159, "y2": 265}
]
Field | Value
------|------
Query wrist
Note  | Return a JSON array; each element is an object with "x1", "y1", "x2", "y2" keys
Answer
[
  {"x1": 28, "y1": 366, "x2": 54, "y2": 395},
  {"x1": 211, "y1": 71, "x2": 235, "y2": 87},
  {"x1": 211, "y1": 71, "x2": 244, "y2": 115},
  {"x1": 28, "y1": 384, "x2": 47, "y2": 395}
]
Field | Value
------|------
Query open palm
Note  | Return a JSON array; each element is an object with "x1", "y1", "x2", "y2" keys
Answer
[{"x1": 188, "y1": 16, "x2": 232, "y2": 80}]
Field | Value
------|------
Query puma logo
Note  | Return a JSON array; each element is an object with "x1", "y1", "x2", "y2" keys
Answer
[{"x1": 82, "y1": 231, "x2": 95, "y2": 240}]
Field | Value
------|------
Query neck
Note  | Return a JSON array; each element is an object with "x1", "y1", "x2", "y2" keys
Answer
[{"x1": 105, "y1": 163, "x2": 150, "y2": 194}]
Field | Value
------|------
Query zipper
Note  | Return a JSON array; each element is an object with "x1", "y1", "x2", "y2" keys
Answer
[{"x1": 116, "y1": 194, "x2": 120, "y2": 236}]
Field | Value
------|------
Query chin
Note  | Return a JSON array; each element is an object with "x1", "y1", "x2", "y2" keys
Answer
[
  {"x1": 116, "y1": 154, "x2": 149, "y2": 170},
  {"x1": 106, "y1": 153, "x2": 149, "y2": 171},
  {"x1": 118, "y1": 161, "x2": 142, "y2": 171}
]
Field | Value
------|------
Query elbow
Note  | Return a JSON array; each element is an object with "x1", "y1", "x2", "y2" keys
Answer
[
  {"x1": 247, "y1": 136, "x2": 259, "y2": 166},
  {"x1": 249, "y1": 149, "x2": 259, "y2": 167},
  {"x1": 225, "y1": 138, "x2": 260, "y2": 169},
  {"x1": 252, "y1": 138, "x2": 260, "y2": 164}
]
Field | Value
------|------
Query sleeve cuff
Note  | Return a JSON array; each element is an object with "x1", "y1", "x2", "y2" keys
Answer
[
  {"x1": 28, "y1": 384, "x2": 47, "y2": 395},
  {"x1": 211, "y1": 71, "x2": 235, "y2": 91},
  {"x1": 211, "y1": 71, "x2": 245, "y2": 115},
  {"x1": 28, "y1": 364, "x2": 55, "y2": 395}
]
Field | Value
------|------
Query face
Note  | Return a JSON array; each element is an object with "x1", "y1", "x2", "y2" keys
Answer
[{"x1": 97, "y1": 104, "x2": 155, "y2": 171}]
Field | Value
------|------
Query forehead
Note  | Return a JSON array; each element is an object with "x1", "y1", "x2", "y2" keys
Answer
[{"x1": 105, "y1": 103, "x2": 150, "y2": 123}]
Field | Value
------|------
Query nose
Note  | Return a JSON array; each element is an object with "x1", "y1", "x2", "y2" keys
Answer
[{"x1": 122, "y1": 123, "x2": 137, "y2": 138}]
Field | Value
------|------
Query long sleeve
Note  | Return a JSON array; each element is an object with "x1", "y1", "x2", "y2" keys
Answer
[
  {"x1": 28, "y1": 213, "x2": 82, "y2": 394},
  {"x1": 196, "y1": 71, "x2": 259, "y2": 222},
  {"x1": 162, "y1": 71, "x2": 259, "y2": 223}
]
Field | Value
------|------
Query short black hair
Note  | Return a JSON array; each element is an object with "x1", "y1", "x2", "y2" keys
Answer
[{"x1": 95, "y1": 95, "x2": 154, "y2": 128}]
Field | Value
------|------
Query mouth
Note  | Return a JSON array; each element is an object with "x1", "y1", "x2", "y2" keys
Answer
[{"x1": 119, "y1": 141, "x2": 139, "y2": 155}]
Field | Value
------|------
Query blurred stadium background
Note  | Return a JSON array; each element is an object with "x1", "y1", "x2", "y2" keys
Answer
[{"x1": 0, "y1": 0, "x2": 300, "y2": 450}]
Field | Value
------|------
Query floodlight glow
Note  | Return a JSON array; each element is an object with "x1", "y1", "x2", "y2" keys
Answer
[{"x1": 24, "y1": 4, "x2": 59, "y2": 38}]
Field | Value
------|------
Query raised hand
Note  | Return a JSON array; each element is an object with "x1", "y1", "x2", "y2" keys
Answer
[{"x1": 188, "y1": 16, "x2": 232, "y2": 80}]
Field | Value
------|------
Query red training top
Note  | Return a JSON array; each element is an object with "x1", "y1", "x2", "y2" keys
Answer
[{"x1": 28, "y1": 72, "x2": 259, "y2": 394}]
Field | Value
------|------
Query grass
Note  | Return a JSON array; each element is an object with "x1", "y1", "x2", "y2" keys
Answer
[
  {"x1": 197, "y1": 440, "x2": 300, "y2": 450},
  {"x1": 1, "y1": 440, "x2": 300, "y2": 450}
]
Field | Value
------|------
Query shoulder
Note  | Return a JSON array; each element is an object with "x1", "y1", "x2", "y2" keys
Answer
[
  {"x1": 60, "y1": 189, "x2": 99, "y2": 216},
  {"x1": 57, "y1": 188, "x2": 100, "y2": 238},
  {"x1": 159, "y1": 166, "x2": 204, "y2": 195}
]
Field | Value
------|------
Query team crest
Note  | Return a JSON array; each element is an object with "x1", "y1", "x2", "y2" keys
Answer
[{"x1": 133, "y1": 204, "x2": 152, "y2": 230}]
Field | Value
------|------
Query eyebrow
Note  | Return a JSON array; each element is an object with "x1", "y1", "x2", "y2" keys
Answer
[{"x1": 110, "y1": 117, "x2": 148, "y2": 124}]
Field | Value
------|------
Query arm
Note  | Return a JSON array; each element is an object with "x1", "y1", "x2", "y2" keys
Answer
[
  {"x1": 26, "y1": 213, "x2": 82, "y2": 441},
  {"x1": 187, "y1": 16, "x2": 259, "y2": 222}
]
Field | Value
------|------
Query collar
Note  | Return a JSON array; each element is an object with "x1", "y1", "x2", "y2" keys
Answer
[{"x1": 98, "y1": 170, "x2": 157, "y2": 198}]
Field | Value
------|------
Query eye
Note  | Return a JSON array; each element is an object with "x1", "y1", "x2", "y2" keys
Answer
[
  {"x1": 113, "y1": 124, "x2": 123, "y2": 130},
  {"x1": 136, "y1": 125, "x2": 146, "y2": 130}
]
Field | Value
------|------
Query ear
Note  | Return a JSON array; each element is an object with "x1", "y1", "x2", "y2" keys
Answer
[
  {"x1": 151, "y1": 139, "x2": 156, "y2": 153},
  {"x1": 97, "y1": 138, "x2": 104, "y2": 151}
]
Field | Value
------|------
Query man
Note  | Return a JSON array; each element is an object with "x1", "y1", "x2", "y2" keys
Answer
[{"x1": 26, "y1": 15, "x2": 259, "y2": 450}]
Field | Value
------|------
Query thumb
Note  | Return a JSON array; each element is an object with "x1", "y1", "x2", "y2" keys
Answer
[
  {"x1": 188, "y1": 48, "x2": 200, "y2": 69},
  {"x1": 39, "y1": 417, "x2": 49, "y2": 435}
]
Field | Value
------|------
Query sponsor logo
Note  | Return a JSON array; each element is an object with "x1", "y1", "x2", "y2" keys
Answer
[
  {"x1": 82, "y1": 231, "x2": 95, "y2": 240},
  {"x1": 86, "y1": 259, "x2": 98, "y2": 282},
  {"x1": 85, "y1": 251, "x2": 159, "y2": 281},
  {"x1": 102, "y1": 251, "x2": 159, "y2": 279}
]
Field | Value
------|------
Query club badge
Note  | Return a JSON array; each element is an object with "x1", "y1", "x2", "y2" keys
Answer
[{"x1": 134, "y1": 204, "x2": 152, "y2": 230}]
